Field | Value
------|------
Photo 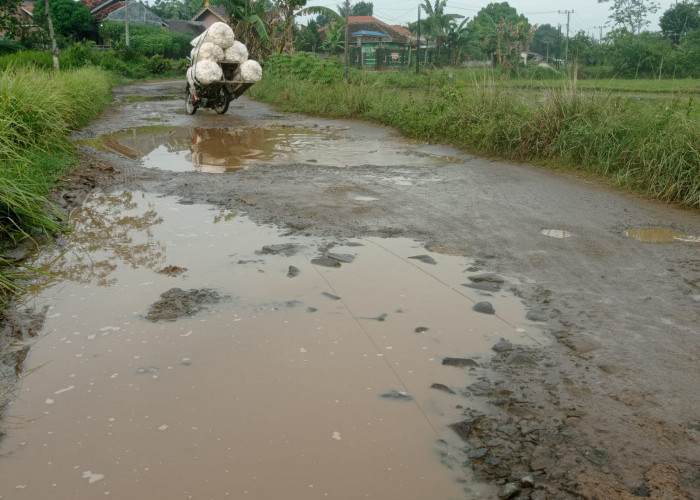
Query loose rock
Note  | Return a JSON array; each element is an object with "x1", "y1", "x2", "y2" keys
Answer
[{"x1": 473, "y1": 301, "x2": 496, "y2": 314}]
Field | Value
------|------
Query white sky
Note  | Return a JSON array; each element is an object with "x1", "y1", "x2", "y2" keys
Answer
[{"x1": 301, "y1": 1, "x2": 680, "y2": 38}]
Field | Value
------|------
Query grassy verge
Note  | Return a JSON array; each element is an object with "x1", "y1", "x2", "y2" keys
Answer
[
  {"x1": 250, "y1": 57, "x2": 699, "y2": 209},
  {"x1": 0, "y1": 65, "x2": 113, "y2": 307}
]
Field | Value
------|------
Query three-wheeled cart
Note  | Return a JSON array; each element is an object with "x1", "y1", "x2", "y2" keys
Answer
[{"x1": 185, "y1": 62, "x2": 253, "y2": 115}]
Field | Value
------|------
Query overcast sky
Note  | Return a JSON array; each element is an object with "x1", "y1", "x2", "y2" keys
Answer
[{"x1": 301, "y1": 1, "x2": 680, "y2": 38}]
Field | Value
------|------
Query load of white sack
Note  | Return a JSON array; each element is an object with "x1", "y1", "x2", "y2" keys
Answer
[{"x1": 189, "y1": 22, "x2": 262, "y2": 86}]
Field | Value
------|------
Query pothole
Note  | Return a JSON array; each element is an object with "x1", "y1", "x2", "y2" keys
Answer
[{"x1": 83, "y1": 125, "x2": 463, "y2": 173}]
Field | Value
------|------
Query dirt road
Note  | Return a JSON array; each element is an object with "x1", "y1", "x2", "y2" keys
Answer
[{"x1": 1, "y1": 80, "x2": 698, "y2": 499}]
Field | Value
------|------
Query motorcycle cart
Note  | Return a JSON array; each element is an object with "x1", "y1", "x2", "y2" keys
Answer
[{"x1": 185, "y1": 62, "x2": 253, "y2": 115}]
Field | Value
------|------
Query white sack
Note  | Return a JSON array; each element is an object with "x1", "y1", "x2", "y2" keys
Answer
[
  {"x1": 186, "y1": 66, "x2": 195, "y2": 88},
  {"x1": 190, "y1": 32, "x2": 204, "y2": 48},
  {"x1": 205, "y1": 22, "x2": 235, "y2": 49},
  {"x1": 193, "y1": 59, "x2": 224, "y2": 86},
  {"x1": 238, "y1": 59, "x2": 262, "y2": 83},
  {"x1": 191, "y1": 41, "x2": 223, "y2": 62},
  {"x1": 223, "y1": 40, "x2": 248, "y2": 64}
]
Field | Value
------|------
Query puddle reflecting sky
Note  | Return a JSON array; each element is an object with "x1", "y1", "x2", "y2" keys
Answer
[
  {"x1": 0, "y1": 191, "x2": 544, "y2": 499},
  {"x1": 91, "y1": 125, "x2": 462, "y2": 172}
]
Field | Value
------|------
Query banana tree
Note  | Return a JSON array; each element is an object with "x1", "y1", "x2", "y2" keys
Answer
[
  {"x1": 276, "y1": 0, "x2": 343, "y2": 54},
  {"x1": 217, "y1": 0, "x2": 271, "y2": 58},
  {"x1": 421, "y1": 0, "x2": 463, "y2": 59}
]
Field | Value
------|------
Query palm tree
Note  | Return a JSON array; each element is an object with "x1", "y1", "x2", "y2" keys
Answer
[
  {"x1": 421, "y1": 0, "x2": 463, "y2": 60},
  {"x1": 218, "y1": 0, "x2": 271, "y2": 58}
]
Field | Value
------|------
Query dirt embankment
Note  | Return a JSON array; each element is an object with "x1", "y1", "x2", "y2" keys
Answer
[{"x1": 1, "y1": 81, "x2": 698, "y2": 499}]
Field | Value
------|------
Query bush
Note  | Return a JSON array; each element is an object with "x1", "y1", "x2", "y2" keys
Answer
[
  {"x1": 0, "y1": 39, "x2": 22, "y2": 56},
  {"x1": 146, "y1": 54, "x2": 170, "y2": 75}
]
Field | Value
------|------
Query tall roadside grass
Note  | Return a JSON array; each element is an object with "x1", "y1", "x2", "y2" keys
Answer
[
  {"x1": 251, "y1": 57, "x2": 699, "y2": 208},
  {"x1": 1, "y1": 65, "x2": 112, "y2": 305}
]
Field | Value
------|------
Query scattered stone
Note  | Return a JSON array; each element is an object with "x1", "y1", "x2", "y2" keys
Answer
[
  {"x1": 449, "y1": 419, "x2": 476, "y2": 440},
  {"x1": 326, "y1": 252, "x2": 355, "y2": 263},
  {"x1": 363, "y1": 313, "x2": 388, "y2": 322},
  {"x1": 473, "y1": 301, "x2": 496, "y2": 314},
  {"x1": 525, "y1": 308, "x2": 548, "y2": 322},
  {"x1": 311, "y1": 256, "x2": 341, "y2": 268},
  {"x1": 431, "y1": 383, "x2": 456, "y2": 394},
  {"x1": 414, "y1": 326, "x2": 430, "y2": 333},
  {"x1": 260, "y1": 243, "x2": 298, "y2": 256},
  {"x1": 496, "y1": 423, "x2": 519, "y2": 436},
  {"x1": 518, "y1": 476, "x2": 535, "y2": 489},
  {"x1": 632, "y1": 485, "x2": 651, "y2": 497},
  {"x1": 466, "y1": 380, "x2": 493, "y2": 396},
  {"x1": 145, "y1": 288, "x2": 228, "y2": 322},
  {"x1": 469, "y1": 273, "x2": 504, "y2": 284},
  {"x1": 530, "y1": 490, "x2": 547, "y2": 500},
  {"x1": 442, "y1": 357, "x2": 480, "y2": 368},
  {"x1": 408, "y1": 254, "x2": 437, "y2": 265},
  {"x1": 497, "y1": 482, "x2": 520, "y2": 499},
  {"x1": 463, "y1": 282, "x2": 501, "y2": 292},
  {"x1": 321, "y1": 292, "x2": 341, "y2": 301},
  {"x1": 287, "y1": 266, "x2": 299, "y2": 278},
  {"x1": 506, "y1": 352, "x2": 537, "y2": 366},
  {"x1": 492, "y1": 339, "x2": 513, "y2": 353},
  {"x1": 530, "y1": 446, "x2": 556, "y2": 471},
  {"x1": 157, "y1": 265, "x2": 187, "y2": 277},
  {"x1": 306, "y1": 307, "x2": 317, "y2": 313},
  {"x1": 468, "y1": 448, "x2": 489, "y2": 459},
  {"x1": 380, "y1": 390, "x2": 413, "y2": 401}
]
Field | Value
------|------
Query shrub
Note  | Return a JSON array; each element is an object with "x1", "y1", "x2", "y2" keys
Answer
[{"x1": 146, "y1": 54, "x2": 170, "y2": 75}]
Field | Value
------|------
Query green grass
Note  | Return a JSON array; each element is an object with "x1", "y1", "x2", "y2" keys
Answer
[
  {"x1": 0, "y1": 65, "x2": 112, "y2": 306},
  {"x1": 251, "y1": 61, "x2": 700, "y2": 208}
]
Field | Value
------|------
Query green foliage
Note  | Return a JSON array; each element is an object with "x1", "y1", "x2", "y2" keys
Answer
[
  {"x1": 468, "y1": 2, "x2": 529, "y2": 57},
  {"x1": 252, "y1": 67, "x2": 700, "y2": 208},
  {"x1": 0, "y1": 66, "x2": 112, "y2": 299},
  {"x1": 0, "y1": 0, "x2": 21, "y2": 39},
  {"x1": 146, "y1": 54, "x2": 171, "y2": 74},
  {"x1": 0, "y1": 38, "x2": 22, "y2": 56},
  {"x1": 99, "y1": 22, "x2": 192, "y2": 59},
  {"x1": 263, "y1": 52, "x2": 342, "y2": 84},
  {"x1": 660, "y1": 1, "x2": 700, "y2": 43},
  {"x1": 598, "y1": 0, "x2": 660, "y2": 34},
  {"x1": 32, "y1": 0, "x2": 94, "y2": 41}
]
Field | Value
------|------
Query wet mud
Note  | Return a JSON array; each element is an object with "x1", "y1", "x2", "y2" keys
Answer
[{"x1": 1, "y1": 80, "x2": 699, "y2": 499}]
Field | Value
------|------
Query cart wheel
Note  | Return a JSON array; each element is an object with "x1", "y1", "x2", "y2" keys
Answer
[
  {"x1": 185, "y1": 91, "x2": 197, "y2": 115},
  {"x1": 214, "y1": 88, "x2": 230, "y2": 114}
]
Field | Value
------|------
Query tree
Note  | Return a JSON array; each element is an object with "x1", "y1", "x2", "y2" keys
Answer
[
  {"x1": 150, "y1": 0, "x2": 197, "y2": 20},
  {"x1": 295, "y1": 18, "x2": 322, "y2": 51},
  {"x1": 659, "y1": 1, "x2": 700, "y2": 44},
  {"x1": 350, "y1": 1, "x2": 372, "y2": 16},
  {"x1": 531, "y1": 23, "x2": 560, "y2": 60},
  {"x1": 468, "y1": 2, "x2": 529, "y2": 60},
  {"x1": 598, "y1": 0, "x2": 660, "y2": 33},
  {"x1": 33, "y1": 0, "x2": 93, "y2": 41},
  {"x1": 605, "y1": 28, "x2": 673, "y2": 77},
  {"x1": 216, "y1": 0, "x2": 271, "y2": 58},
  {"x1": 0, "y1": 0, "x2": 22, "y2": 39},
  {"x1": 421, "y1": 0, "x2": 463, "y2": 59},
  {"x1": 323, "y1": 21, "x2": 344, "y2": 55},
  {"x1": 273, "y1": 0, "x2": 341, "y2": 54}
]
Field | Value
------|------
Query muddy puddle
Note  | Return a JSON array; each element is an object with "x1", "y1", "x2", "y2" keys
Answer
[
  {"x1": 87, "y1": 125, "x2": 462, "y2": 173},
  {"x1": 624, "y1": 227, "x2": 698, "y2": 243},
  {"x1": 0, "y1": 191, "x2": 544, "y2": 499}
]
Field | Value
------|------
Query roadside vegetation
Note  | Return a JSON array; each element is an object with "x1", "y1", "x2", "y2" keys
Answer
[
  {"x1": 252, "y1": 53, "x2": 700, "y2": 209},
  {"x1": 0, "y1": 66, "x2": 112, "y2": 305}
]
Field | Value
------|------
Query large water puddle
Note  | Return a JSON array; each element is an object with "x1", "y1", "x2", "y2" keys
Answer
[
  {"x1": 86, "y1": 125, "x2": 462, "y2": 172},
  {"x1": 0, "y1": 191, "x2": 544, "y2": 499}
]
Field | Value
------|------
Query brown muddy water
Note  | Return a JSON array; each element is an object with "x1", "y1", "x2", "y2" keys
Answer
[
  {"x1": 87, "y1": 125, "x2": 462, "y2": 172},
  {"x1": 0, "y1": 191, "x2": 544, "y2": 499}
]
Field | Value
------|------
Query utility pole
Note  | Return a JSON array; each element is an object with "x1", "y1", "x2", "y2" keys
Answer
[
  {"x1": 558, "y1": 9, "x2": 573, "y2": 62},
  {"x1": 343, "y1": 0, "x2": 349, "y2": 83},
  {"x1": 125, "y1": 0, "x2": 130, "y2": 46},
  {"x1": 416, "y1": 6, "x2": 420, "y2": 74}
]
